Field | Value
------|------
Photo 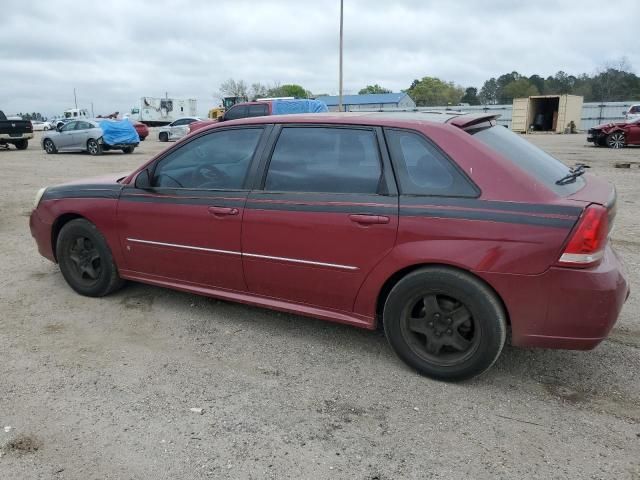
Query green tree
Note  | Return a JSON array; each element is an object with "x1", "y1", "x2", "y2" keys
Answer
[
  {"x1": 405, "y1": 77, "x2": 464, "y2": 106},
  {"x1": 528, "y1": 74, "x2": 545, "y2": 94},
  {"x1": 502, "y1": 78, "x2": 539, "y2": 101},
  {"x1": 479, "y1": 78, "x2": 498, "y2": 104},
  {"x1": 268, "y1": 84, "x2": 308, "y2": 98},
  {"x1": 460, "y1": 87, "x2": 480, "y2": 105},
  {"x1": 358, "y1": 84, "x2": 392, "y2": 95}
]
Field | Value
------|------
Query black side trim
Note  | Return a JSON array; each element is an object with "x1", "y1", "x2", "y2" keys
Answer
[
  {"x1": 401, "y1": 195, "x2": 582, "y2": 216},
  {"x1": 120, "y1": 188, "x2": 248, "y2": 207},
  {"x1": 246, "y1": 201, "x2": 394, "y2": 215},
  {"x1": 401, "y1": 207, "x2": 576, "y2": 228},
  {"x1": 43, "y1": 184, "x2": 122, "y2": 201}
]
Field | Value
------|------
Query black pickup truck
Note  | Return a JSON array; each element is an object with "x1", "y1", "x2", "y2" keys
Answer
[{"x1": 0, "y1": 110, "x2": 33, "y2": 150}]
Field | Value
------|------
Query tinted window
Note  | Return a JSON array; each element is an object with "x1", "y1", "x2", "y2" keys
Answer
[
  {"x1": 265, "y1": 127, "x2": 382, "y2": 194},
  {"x1": 76, "y1": 121, "x2": 93, "y2": 130},
  {"x1": 224, "y1": 106, "x2": 248, "y2": 120},
  {"x1": 152, "y1": 128, "x2": 262, "y2": 189},
  {"x1": 248, "y1": 104, "x2": 268, "y2": 117},
  {"x1": 385, "y1": 129, "x2": 477, "y2": 196},
  {"x1": 470, "y1": 125, "x2": 584, "y2": 195},
  {"x1": 61, "y1": 122, "x2": 76, "y2": 132}
]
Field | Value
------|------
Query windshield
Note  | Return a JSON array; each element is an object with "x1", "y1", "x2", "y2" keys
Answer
[{"x1": 470, "y1": 125, "x2": 585, "y2": 196}]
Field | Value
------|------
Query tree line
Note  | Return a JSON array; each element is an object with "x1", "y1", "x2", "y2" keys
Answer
[{"x1": 219, "y1": 58, "x2": 640, "y2": 107}]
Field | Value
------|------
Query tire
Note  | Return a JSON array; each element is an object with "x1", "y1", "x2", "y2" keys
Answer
[
  {"x1": 44, "y1": 126, "x2": 49, "y2": 131},
  {"x1": 43, "y1": 138, "x2": 57, "y2": 154},
  {"x1": 159, "y1": 132, "x2": 168, "y2": 142},
  {"x1": 383, "y1": 266, "x2": 507, "y2": 381},
  {"x1": 607, "y1": 132, "x2": 625, "y2": 149},
  {"x1": 139, "y1": 136, "x2": 145, "y2": 141},
  {"x1": 87, "y1": 138, "x2": 102, "y2": 155},
  {"x1": 14, "y1": 139, "x2": 28, "y2": 150},
  {"x1": 122, "y1": 146, "x2": 134, "y2": 154},
  {"x1": 56, "y1": 218, "x2": 125, "y2": 297}
]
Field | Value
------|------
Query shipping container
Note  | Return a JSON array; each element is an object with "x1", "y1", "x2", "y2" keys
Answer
[
  {"x1": 511, "y1": 95, "x2": 583, "y2": 133},
  {"x1": 128, "y1": 97, "x2": 197, "y2": 126}
]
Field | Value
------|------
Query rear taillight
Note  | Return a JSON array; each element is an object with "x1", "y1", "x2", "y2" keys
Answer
[{"x1": 557, "y1": 205, "x2": 608, "y2": 268}]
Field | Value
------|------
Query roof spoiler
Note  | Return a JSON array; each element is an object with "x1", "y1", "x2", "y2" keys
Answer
[{"x1": 447, "y1": 114, "x2": 501, "y2": 129}]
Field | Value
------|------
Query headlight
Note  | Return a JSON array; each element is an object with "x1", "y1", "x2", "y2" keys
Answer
[{"x1": 33, "y1": 187, "x2": 47, "y2": 209}]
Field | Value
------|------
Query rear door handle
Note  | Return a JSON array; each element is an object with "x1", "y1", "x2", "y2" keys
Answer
[
  {"x1": 208, "y1": 206, "x2": 239, "y2": 216},
  {"x1": 349, "y1": 214, "x2": 390, "y2": 225}
]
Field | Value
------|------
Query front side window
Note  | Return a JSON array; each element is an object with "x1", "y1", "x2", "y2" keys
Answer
[
  {"x1": 152, "y1": 128, "x2": 263, "y2": 190},
  {"x1": 385, "y1": 129, "x2": 477, "y2": 196},
  {"x1": 264, "y1": 127, "x2": 382, "y2": 194},
  {"x1": 61, "y1": 121, "x2": 76, "y2": 132}
]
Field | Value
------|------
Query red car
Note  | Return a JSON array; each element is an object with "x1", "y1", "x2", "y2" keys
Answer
[
  {"x1": 587, "y1": 117, "x2": 640, "y2": 148},
  {"x1": 29, "y1": 112, "x2": 629, "y2": 381},
  {"x1": 134, "y1": 121, "x2": 149, "y2": 141}
]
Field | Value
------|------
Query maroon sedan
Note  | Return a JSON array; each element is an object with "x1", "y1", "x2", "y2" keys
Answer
[
  {"x1": 588, "y1": 117, "x2": 640, "y2": 148},
  {"x1": 29, "y1": 112, "x2": 629, "y2": 381},
  {"x1": 133, "y1": 121, "x2": 149, "y2": 141}
]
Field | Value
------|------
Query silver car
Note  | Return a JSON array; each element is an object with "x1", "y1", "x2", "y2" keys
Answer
[
  {"x1": 41, "y1": 120, "x2": 136, "y2": 155},
  {"x1": 158, "y1": 117, "x2": 201, "y2": 142}
]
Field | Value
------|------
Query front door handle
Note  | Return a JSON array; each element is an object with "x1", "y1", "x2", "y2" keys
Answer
[
  {"x1": 208, "y1": 206, "x2": 239, "y2": 216},
  {"x1": 349, "y1": 214, "x2": 390, "y2": 225}
]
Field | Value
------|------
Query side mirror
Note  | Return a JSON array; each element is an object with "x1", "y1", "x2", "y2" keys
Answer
[
  {"x1": 135, "y1": 169, "x2": 152, "y2": 189},
  {"x1": 56, "y1": 125, "x2": 63, "y2": 132}
]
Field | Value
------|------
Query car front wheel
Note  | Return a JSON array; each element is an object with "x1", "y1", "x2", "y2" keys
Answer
[
  {"x1": 43, "y1": 139, "x2": 57, "y2": 154},
  {"x1": 607, "y1": 132, "x2": 625, "y2": 149},
  {"x1": 383, "y1": 267, "x2": 507, "y2": 381},
  {"x1": 56, "y1": 219, "x2": 124, "y2": 297}
]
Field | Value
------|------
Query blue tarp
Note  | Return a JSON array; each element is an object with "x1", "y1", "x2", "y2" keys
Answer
[
  {"x1": 271, "y1": 99, "x2": 328, "y2": 115},
  {"x1": 97, "y1": 119, "x2": 139, "y2": 145}
]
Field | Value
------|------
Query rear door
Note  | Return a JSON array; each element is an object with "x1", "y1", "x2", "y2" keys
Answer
[
  {"x1": 72, "y1": 121, "x2": 95, "y2": 149},
  {"x1": 241, "y1": 125, "x2": 398, "y2": 312},
  {"x1": 117, "y1": 126, "x2": 268, "y2": 290}
]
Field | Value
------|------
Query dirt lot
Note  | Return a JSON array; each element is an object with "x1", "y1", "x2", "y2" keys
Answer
[{"x1": 1, "y1": 131, "x2": 639, "y2": 479}]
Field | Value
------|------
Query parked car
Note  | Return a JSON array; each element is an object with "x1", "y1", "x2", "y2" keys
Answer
[
  {"x1": 158, "y1": 117, "x2": 201, "y2": 142},
  {"x1": 587, "y1": 117, "x2": 640, "y2": 148},
  {"x1": 41, "y1": 119, "x2": 139, "y2": 155},
  {"x1": 623, "y1": 104, "x2": 640, "y2": 121},
  {"x1": 0, "y1": 109, "x2": 33, "y2": 150},
  {"x1": 134, "y1": 121, "x2": 149, "y2": 141},
  {"x1": 29, "y1": 112, "x2": 628, "y2": 381},
  {"x1": 31, "y1": 121, "x2": 52, "y2": 131},
  {"x1": 189, "y1": 99, "x2": 328, "y2": 133}
]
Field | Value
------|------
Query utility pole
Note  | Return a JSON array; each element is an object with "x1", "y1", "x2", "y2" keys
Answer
[
  {"x1": 338, "y1": 0, "x2": 344, "y2": 112},
  {"x1": 73, "y1": 88, "x2": 77, "y2": 109},
  {"x1": 91, "y1": 102, "x2": 94, "y2": 118}
]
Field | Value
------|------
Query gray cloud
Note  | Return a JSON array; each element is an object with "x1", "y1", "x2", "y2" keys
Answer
[{"x1": 0, "y1": 0, "x2": 637, "y2": 117}]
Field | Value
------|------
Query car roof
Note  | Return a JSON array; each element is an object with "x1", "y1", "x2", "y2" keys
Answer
[{"x1": 203, "y1": 111, "x2": 500, "y2": 131}]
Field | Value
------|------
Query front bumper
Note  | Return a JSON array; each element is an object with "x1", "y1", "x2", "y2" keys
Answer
[{"x1": 29, "y1": 209, "x2": 55, "y2": 262}]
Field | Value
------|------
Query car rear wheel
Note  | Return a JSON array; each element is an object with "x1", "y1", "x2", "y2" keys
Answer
[
  {"x1": 43, "y1": 139, "x2": 57, "y2": 154},
  {"x1": 607, "y1": 132, "x2": 625, "y2": 149},
  {"x1": 383, "y1": 267, "x2": 507, "y2": 381},
  {"x1": 159, "y1": 132, "x2": 168, "y2": 142},
  {"x1": 56, "y1": 219, "x2": 124, "y2": 297},
  {"x1": 14, "y1": 139, "x2": 28, "y2": 150},
  {"x1": 87, "y1": 139, "x2": 102, "y2": 155},
  {"x1": 122, "y1": 146, "x2": 134, "y2": 154}
]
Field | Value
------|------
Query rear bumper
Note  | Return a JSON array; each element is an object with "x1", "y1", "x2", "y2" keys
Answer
[
  {"x1": 29, "y1": 209, "x2": 55, "y2": 262},
  {"x1": 0, "y1": 133, "x2": 33, "y2": 141},
  {"x1": 483, "y1": 244, "x2": 629, "y2": 350}
]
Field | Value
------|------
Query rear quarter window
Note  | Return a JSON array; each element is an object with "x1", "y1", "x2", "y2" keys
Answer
[{"x1": 470, "y1": 125, "x2": 584, "y2": 196}]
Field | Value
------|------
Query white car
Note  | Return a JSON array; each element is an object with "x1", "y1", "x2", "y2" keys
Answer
[
  {"x1": 623, "y1": 104, "x2": 640, "y2": 122},
  {"x1": 158, "y1": 117, "x2": 201, "y2": 142},
  {"x1": 31, "y1": 121, "x2": 52, "y2": 131}
]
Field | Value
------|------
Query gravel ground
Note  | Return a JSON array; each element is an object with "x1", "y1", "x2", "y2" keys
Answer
[{"x1": 1, "y1": 132, "x2": 639, "y2": 479}]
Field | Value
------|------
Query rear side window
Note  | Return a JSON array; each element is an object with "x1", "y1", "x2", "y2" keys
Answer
[
  {"x1": 470, "y1": 125, "x2": 584, "y2": 195},
  {"x1": 385, "y1": 129, "x2": 478, "y2": 196},
  {"x1": 225, "y1": 105, "x2": 248, "y2": 120},
  {"x1": 248, "y1": 104, "x2": 268, "y2": 117},
  {"x1": 264, "y1": 127, "x2": 382, "y2": 194}
]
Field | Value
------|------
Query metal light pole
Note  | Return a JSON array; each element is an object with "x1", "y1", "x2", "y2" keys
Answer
[
  {"x1": 338, "y1": 0, "x2": 344, "y2": 112},
  {"x1": 73, "y1": 88, "x2": 78, "y2": 109}
]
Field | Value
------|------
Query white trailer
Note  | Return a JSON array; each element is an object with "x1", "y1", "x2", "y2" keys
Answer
[{"x1": 128, "y1": 97, "x2": 197, "y2": 126}]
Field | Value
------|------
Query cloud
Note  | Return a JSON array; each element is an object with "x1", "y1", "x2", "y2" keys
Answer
[{"x1": 0, "y1": 0, "x2": 637, "y2": 117}]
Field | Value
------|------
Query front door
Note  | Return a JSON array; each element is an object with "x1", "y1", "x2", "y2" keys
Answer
[
  {"x1": 117, "y1": 127, "x2": 266, "y2": 290},
  {"x1": 242, "y1": 125, "x2": 398, "y2": 312},
  {"x1": 56, "y1": 121, "x2": 77, "y2": 149}
]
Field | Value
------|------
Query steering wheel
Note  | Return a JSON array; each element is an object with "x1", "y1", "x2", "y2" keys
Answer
[{"x1": 191, "y1": 164, "x2": 230, "y2": 188}]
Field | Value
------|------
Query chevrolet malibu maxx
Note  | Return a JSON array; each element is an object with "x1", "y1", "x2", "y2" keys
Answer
[{"x1": 29, "y1": 112, "x2": 629, "y2": 381}]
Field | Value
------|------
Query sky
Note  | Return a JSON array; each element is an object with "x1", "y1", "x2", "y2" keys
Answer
[{"x1": 1, "y1": 0, "x2": 638, "y2": 118}]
